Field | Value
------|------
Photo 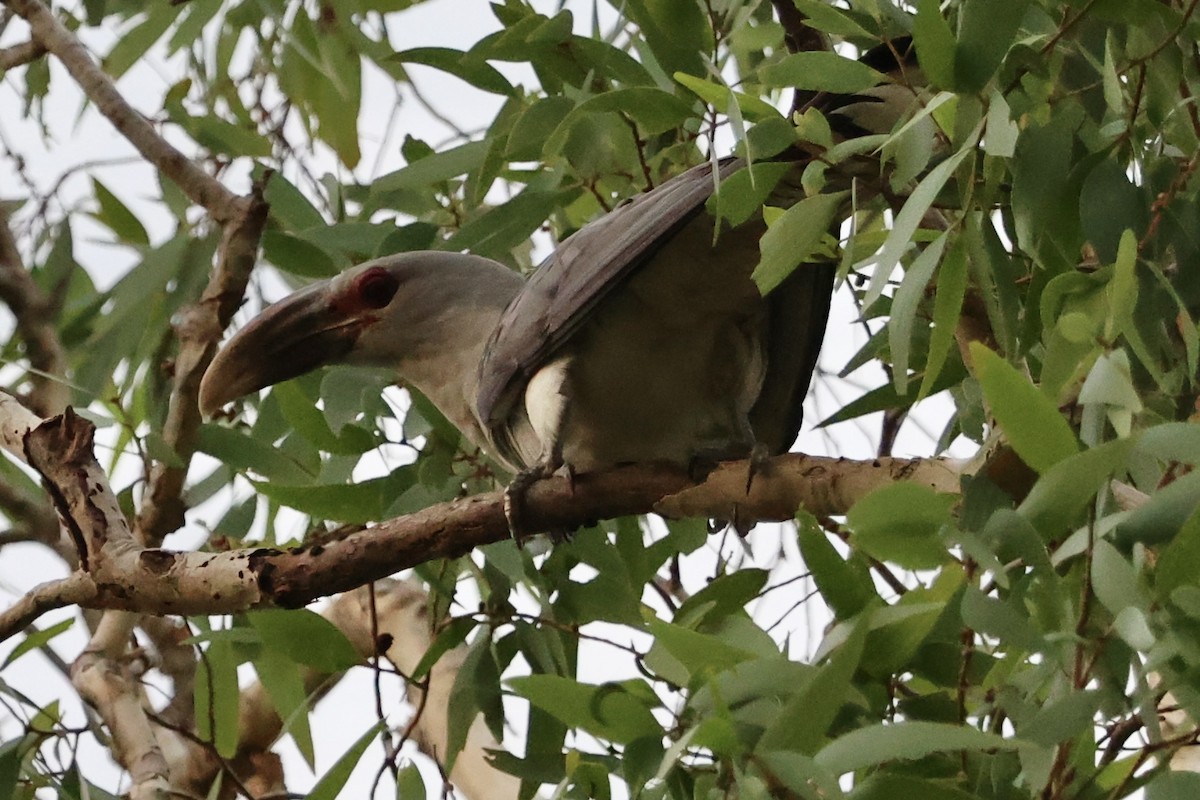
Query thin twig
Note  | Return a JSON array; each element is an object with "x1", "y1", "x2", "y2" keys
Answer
[
  {"x1": 5, "y1": 0, "x2": 240, "y2": 219},
  {"x1": 0, "y1": 202, "x2": 69, "y2": 415},
  {"x1": 0, "y1": 36, "x2": 43, "y2": 69}
]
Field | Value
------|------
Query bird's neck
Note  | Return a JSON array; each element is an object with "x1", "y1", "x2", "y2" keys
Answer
[
  {"x1": 390, "y1": 264, "x2": 523, "y2": 457},
  {"x1": 401, "y1": 310, "x2": 504, "y2": 450}
]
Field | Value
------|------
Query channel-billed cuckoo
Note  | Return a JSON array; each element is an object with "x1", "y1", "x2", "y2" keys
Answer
[
  {"x1": 199, "y1": 158, "x2": 834, "y2": 482},
  {"x1": 200, "y1": 41, "x2": 920, "y2": 519}
]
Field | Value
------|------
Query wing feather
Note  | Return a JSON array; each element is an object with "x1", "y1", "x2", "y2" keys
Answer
[{"x1": 476, "y1": 158, "x2": 740, "y2": 433}]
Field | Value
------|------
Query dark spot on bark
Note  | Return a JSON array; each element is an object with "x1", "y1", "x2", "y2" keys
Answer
[
  {"x1": 256, "y1": 561, "x2": 277, "y2": 594},
  {"x1": 248, "y1": 547, "x2": 283, "y2": 558},
  {"x1": 376, "y1": 633, "x2": 393, "y2": 654},
  {"x1": 140, "y1": 549, "x2": 178, "y2": 575}
]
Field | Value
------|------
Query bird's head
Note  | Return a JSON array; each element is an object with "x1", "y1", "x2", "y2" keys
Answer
[
  {"x1": 199, "y1": 252, "x2": 525, "y2": 420},
  {"x1": 199, "y1": 261, "x2": 404, "y2": 417}
]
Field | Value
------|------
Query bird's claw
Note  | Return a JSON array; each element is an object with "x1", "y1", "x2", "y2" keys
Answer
[
  {"x1": 503, "y1": 460, "x2": 562, "y2": 546},
  {"x1": 745, "y1": 442, "x2": 771, "y2": 494}
]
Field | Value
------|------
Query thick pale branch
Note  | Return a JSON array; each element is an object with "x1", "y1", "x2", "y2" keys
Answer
[
  {"x1": 2, "y1": 0, "x2": 239, "y2": 219},
  {"x1": 71, "y1": 611, "x2": 171, "y2": 800}
]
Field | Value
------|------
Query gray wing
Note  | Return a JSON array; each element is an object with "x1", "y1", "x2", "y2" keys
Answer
[{"x1": 476, "y1": 158, "x2": 741, "y2": 433}]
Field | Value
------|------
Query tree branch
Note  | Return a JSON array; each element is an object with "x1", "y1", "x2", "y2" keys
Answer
[
  {"x1": 134, "y1": 179, "x2": 269, "y2": 545},
  {"x1": 169, "y1": 582, "x2": 518, "y2": 799},
  {"x1": 2, "y1": 0, "x2": 240, "y2": 220},
  {"x1": 0, "y1": 399, "x2": 969, "y2": 638},
  {"x1": 70, "y1": 611, "x2": 171, "y2": 800},
  {"x1": 0, "y1": 202, "x2": 68, "y2": 416},
  {"x1": 0, "y1": 36, "x2": 43, "y2": 69}
]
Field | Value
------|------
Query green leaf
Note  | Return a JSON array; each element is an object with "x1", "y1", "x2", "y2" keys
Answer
[
  {"x1": 1117, "y1": 469, "x2": 1200, "y2": 547},
  {"x1": 0, "y1": 739, "x2": 20, "y2": 800},
  {"x1": 264, "y1": 172, "x2": 326, "y2": 231},
  {"x1": 970, "y1": 343, "x2": 1080, "y2": 473},
  {"x1": 620, "y1": 0, "x2": 709, "y2": 79},
  {"x1": 1146, "y1": 771, "x2": 1200, "y2": 800},
  {"x1": 815, "y1": 721, "x2": 1025, "y2": 775},
  {"x1": 919, "y1": 235, "x2": 969, "y2": 399},
  {"x1": 1, "y1": 618, "x2": 73, "y2": 668},
  {"x1": 196, "y1": 424, "x2": 314, "y2": 483},
  {"x1": 395, "y1": 762, "x2": 427, "y2": 800},
  {"x1": 820, "y1": 361, "x2": 967, "y2": 427},
  {"x1": 707, "y1": 162, "x2": 793, "y2": 228},
  {"x1": 644, "y1": 619, "x2": 758, "y2": 681},
  {"x1": 757, "y1": 611, "x2": 870, "y2": 754},
  {"x1": 507, "y1": 96, "x2": 574, "y2": 161},
  {"x1": 960, "y1": 586, "x2": 1040, "y2": 652},
  {"x1": 446, "y1": 633, "x2": 501, "y2": 770},
  {"x1": 675, "y1": 569, "x2": 769, "y2": 625},
  {"x1": 1091, "y1": 538, "x2": 1148, "y2": 617},
  {"x1": 444, "y1": 189, "x2": 572, "y2": 259},
  {"x1": 253, "y1": 645, "x2": 314, "y2": 765},
  {"x1": 392, "y1": 47, "x2": 515, "y2": 95},
  {"x1": 912, "y1": 0, "x2": 956, "y2": 89},
  {"x1": 508, "y1": 675, "x2": 662, "y2": 745},
  {"x1": 1018, "y1": 438, "x2": 1133, "y2": 534},
  {"x1": 92, "y1": 179, "x2": 150, "y2": 246},
  {"x1": 312, "y1": 30, "x2": 363, "y2": 168},
  {"x1": 307, "y1": 722, "x2": 386, "y2": 800},
  {"x1": 759, "y1": 52, "x2": 885, "y2": 94},
  {"x1": 191, "y1": 115, "x2": 272, "y2": 158},
  {"x1": 890, "y1": 231, "x2": 948, "y2": 395},
  {"x1": 1020, "y1": 690, "x2": 1103, "y2": 746},
  {"x1": 797, "y1": 514, "x2": 877, "y2": 618},
  {"x1": 789, "y1": 0, "x2": 875, "y2": 38},
  {"x1": 955, "y1": 0, "x2": 1032, "y2": 93},
  {"x1": 753, "y1": 192, "x2": 844, "y2": 294},
  {"x1": 674, "y1": 72, "x2": 782, "y2": 124},
  {"x1": 195, "y1": 637, "x2": 240, "y2": 758},
  {"x1": 248, "y1": 609, "x2": 362, "y2": 672},
  {"x1": 1081, "y1": 161, "x2": 1147, "y2": 264},
  {"x1": 299, "y1": 223, "x2": 397, "y2": 261},
  {"x1": 103, "y1": 4, "x2": 181, "y2": 79},
  {"x1": 273, "y1": 381, "x2": 378, "y2": 455},
  {"x1": 847, "y1": 483, "x2": 955, "y2": 570},
  {"x1": 544, "y1": 88, "x2": 696, "y2": 156},
  {"x1": 372, "y1": 140, "x2": 490, "y2": 195},
  {"x1": 850, "y1": 773, "x2": 979, "y2": 800},
  {"x1": 251, "y1": 471, "x2": 411, "y2": 524},
  {"x1": 861, "y1": 137, "x2": 977, "y2": 309}
]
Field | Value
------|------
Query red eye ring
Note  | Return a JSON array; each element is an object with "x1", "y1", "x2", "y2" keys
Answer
[{"x1": 355, "y1": 266, "x2": 399, "y2": 309}]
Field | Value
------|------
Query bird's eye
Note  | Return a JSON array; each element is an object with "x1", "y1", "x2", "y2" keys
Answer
[{"x1": 355, "y1": 267, "x2": 399, "y2": 309}]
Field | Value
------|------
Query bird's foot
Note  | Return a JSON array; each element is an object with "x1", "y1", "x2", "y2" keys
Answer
[
  {"x1": 504, "y1": 459, "x2": 564, "y2": 545},
  {"x1": 693, "y1": 442, "x2": 771, "y2": 536},
  {"x1": 745, "y1": 442, "x2": 771, "y2": 494}
]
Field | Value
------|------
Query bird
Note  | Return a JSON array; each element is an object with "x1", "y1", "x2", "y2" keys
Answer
[
  {"x1": 199, "y1": 157, "x2": 834, "y2": 488},
  {"x1": 199, "y1": 38, "x2": 923, "y2": 527}
]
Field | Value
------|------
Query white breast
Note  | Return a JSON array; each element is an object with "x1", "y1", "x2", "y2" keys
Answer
[{"x1": 522, "y1": 355, "x2": 572, "y2": 462}]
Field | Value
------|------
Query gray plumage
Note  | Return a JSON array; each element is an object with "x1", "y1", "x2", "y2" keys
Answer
[{"x1": 199, "y1": 160, "x2": 835, "y2": 477}]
